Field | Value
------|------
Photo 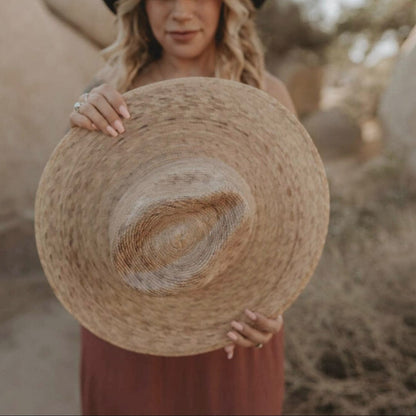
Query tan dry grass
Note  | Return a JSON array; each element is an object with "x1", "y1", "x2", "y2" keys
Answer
[{"x1": 283, "y1": 153, "x2": 416, "y2": 415}]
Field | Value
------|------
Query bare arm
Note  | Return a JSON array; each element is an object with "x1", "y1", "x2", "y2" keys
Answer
[{"x1": 82, "y1": 77, "x2": 106, "y2": 95}]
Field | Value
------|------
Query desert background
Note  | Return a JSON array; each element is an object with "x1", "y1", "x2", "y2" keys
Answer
[{"x1": 1, "y1": 0, "x2": 416, "y2": 414}]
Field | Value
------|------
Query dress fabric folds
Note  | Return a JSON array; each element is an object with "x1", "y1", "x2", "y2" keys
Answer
[{"x1": 80, "y1": 324, "x2": 285, "y2": 415}]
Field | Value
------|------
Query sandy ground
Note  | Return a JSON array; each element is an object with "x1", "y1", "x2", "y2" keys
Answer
[{"x1": 0, "y1": 274, "x2": 80, "y2": 414}]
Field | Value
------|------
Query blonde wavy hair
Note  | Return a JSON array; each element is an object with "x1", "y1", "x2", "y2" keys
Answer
[{"x1": 96, "y1": 0, "x2": 267, "y2": 93}]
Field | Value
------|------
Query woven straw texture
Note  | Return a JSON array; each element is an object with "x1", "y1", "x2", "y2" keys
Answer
[{"x1": 34, "y1": 77, "x2": 329, "y2": 356}]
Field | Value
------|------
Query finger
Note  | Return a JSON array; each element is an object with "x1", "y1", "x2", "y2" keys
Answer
[
  {"x1": 245, "y1": 309, "x2": 283, "y2": 334},
  {"x1": 80, "y1": 92, "x2": 90, "y2": 103},
  {"x1": 93, "y1": 84, "x2": 130, "y2": 120},
  {"x1": 70, "y1": 112, "x2": 98, "y2": 132},
  {"x1": 88, "y1": 92, "x2": 126, "y2": 134},
  {"x1": 230, "y1": 321, "x2": 272, "y2": 346},
  {"x1": 76, "y1": 102, "x2": 119, "y2": 137},
  {"x1": 227, "y1": 328, "x2": 261, "y2": 348},
  {"x1": 224, "y1": 344, "x2": 235, "y2": 359}
]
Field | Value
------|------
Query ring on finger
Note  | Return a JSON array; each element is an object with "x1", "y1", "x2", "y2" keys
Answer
[{"x1": 73, "y1": 101, "x2": 82, "y2": 113}]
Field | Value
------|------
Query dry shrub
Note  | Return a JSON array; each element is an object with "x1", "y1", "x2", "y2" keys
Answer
[{"x1": 283, "y1": 154, "x2": 416, "y2": 415}]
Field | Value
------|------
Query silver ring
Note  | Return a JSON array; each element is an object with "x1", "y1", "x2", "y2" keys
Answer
[
  {"x1": 73, "y1": 101, "x2": 82, "y2": 113},
  {"x1": 255, "y1": 343, "x2": 263, "y2": 349}
]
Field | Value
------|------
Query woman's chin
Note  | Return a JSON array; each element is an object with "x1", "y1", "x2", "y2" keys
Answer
[{"x1": 165, "y1": 48, "x2": 206, "y2": 60}]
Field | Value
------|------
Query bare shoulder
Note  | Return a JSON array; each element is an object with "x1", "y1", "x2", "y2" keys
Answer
[{"x1": 264, "y1": 71, "x2": 298, "y2": 117}]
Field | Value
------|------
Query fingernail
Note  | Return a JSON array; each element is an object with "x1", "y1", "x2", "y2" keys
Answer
[
  {"x1": 227, "y1": 350, "x2": 233, "y2": 359},
  {"x1": 106, "y1": 125, "x2": 118, "y2": 137},
  {"x1": 119, "y1": 105, "x2": 130, "y2": 119},
  {"x1": 231, "y1": 321, "x2": 244, "y2": 331},
  {"x1": 245, "y1": 309, "x2": 257, "y2": 320},
  {"x1": 114, "y1": 119, "x2": 125, "y2": 134},
  {"x1": 92, "y1": 123, "x2": 98, "y2": 130},
  {"x1": 227, "y1": 331, "x2": 238, "y2": 341}
]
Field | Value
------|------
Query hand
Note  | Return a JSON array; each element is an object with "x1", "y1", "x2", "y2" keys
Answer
[
  {"x1": 69, "y1": 83, "x2": 131, "y2": 137},
  {"x1": 224, "y1": 309, "x2": 283, "y2": 359}
]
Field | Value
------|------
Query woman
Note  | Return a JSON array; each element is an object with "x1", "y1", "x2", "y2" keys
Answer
[{"x1": 70, "y1": 0, "x2": 297, "y2": 414}]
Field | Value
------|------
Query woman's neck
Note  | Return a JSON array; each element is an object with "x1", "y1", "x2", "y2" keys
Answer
[
  {"x1": 131, "y1": 44, "x2": 217, "y2": 89},
  {"x1": 155, "y1": 43, "x2": 217, "y2": 79}
]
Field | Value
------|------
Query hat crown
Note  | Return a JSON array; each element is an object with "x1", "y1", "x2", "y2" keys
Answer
[{"x1": 108, "y1": 157, "x2": 256, "y2": 296}]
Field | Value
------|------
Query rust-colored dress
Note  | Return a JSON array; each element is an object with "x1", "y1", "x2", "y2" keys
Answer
[
  {"x1": 80, "y1": 324, "x2": 285, "y2": 415},
  {"x1": 76, "y1": 71, "x2": 286, "y2": 415}
]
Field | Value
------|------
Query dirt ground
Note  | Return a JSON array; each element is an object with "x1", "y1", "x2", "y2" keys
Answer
[
  {"x1": 0, "y1": 273, "x2": 80, "y2": 414},
  {"x1": 1, "y1": 153, "x2": 415, "y2": 415}
]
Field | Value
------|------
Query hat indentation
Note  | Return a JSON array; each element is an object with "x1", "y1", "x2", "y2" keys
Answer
[
  {"x1": 112, "y1": 191, "x2": 248, "y2": 296},
  {"x1": 108, "y1": 157, "x2": 256, "y2": 297}
]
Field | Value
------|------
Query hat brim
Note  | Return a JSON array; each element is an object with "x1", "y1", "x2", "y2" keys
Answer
[
  {"x1": 103, "y1": 0, "x2": 267, "y2": 14},
  {"x1": 35, "y1": 77, "x2": 329, "y2": 356}
]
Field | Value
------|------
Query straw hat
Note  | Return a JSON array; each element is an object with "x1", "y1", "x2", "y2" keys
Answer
[
  {"x1": 34, "y1": 77, "x2": 329, "y2": 356},
  {"x1": 103, "y1": 0, "x2": 267, "y2": 14}
]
